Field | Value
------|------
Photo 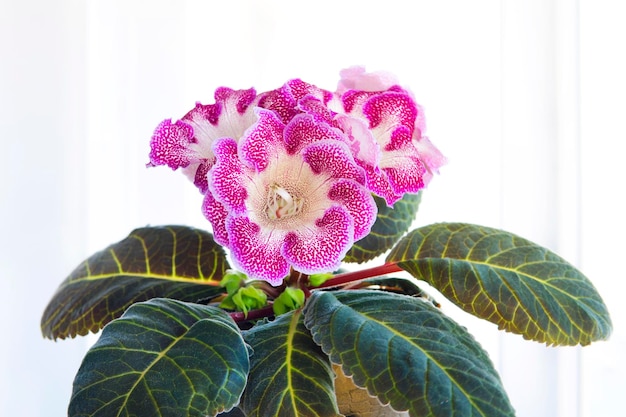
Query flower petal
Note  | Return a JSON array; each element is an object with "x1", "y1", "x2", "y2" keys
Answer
[
  {"x1": 258, "y1": 79, "x2": 333, "y2": 124},
  {"x1": 179, "y1": 161, "x2": 212, "y2": 194},
  {"x1": 284, "y1": 114, "x2": 345, "y2": 155},
  {"x1": 337, "y1": 66, "x2": 400, "y2": 94},
  {"x1": 258, "y1": 84, "x2": 299, "y2": 124},
  {"x1": 201, "y1": 192, "x2": 230, "y2": 246},
  {"x1": 238, "y1": 108, "x2": 285, "y2": 171},
  {"x1": 282, "y1": 206, "x2": 354, "y2": 274},
  {"x1": 297, "y1": 95, "x2": 337, "y2": 125},
  {"x1": 210, "y1": 138, "x2": 248, "y2": 213},
  {"x1": 328, "y1": 180, "x2": 376, "y2": 240},
  {"x1": 340, "y1": 90, "x2": 375, "y2": 115},
  {"x1": 383, "y1": 153, "x2": 426, "y2": 196},
  {"x1": 227, "y1": 216, "x2": 290, "y2": 284},
  {"x1": 302, "y1": 140, "x2": 365, "y2": 184},
  {"x1": 285, "y1": 78, "x2": 333, "y2": 105},
  {"x1": 334, "y1": 115, "x2": 380, "y2": 166},
  {"x1": 214, "y1": 87, "x2": 258, "y2": 114},
  {"x1": 183, "y1": 87, "x2": 258, "y2": 144},
  {"x1": 149, "y1": 87, "x2": 259, "y2": 193},
  {"x1": 414, "y1": 135, "x2": 447, "y2": 186},
  {"x1": 360, "y1": 163, "x2": 403, "y2": 206},
  {"x1": 148, "y1": 119, "x2": 199, "y2": 169},
  {"x1": 334, "y1": 75, "x2": 446, "y2": 202},
  {"x1": 363, "y1": 92, "x2": 417, "y2": 133}
]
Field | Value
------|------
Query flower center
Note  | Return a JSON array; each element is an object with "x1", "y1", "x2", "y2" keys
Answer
[{"x1": 265, "y1": 183, "x2": 303, "y2": 221}]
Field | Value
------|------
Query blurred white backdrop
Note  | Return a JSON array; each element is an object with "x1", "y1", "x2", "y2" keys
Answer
[{"x1": 1, "y1": 1, "x2": 624, "y2": 416}]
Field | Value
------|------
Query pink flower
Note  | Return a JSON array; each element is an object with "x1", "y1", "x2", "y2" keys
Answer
[
  {"x1": 258, "y1": 78, "x2": 333, "y2": 125},
  {"x1": 205, "y1": 109, "x2": 376, "y2": 284},
  {"x1": 332, "y1": 67, "x2": 446, "y2": 205},
  {"x1": 148, "y1": 68, "x2": 445, "y2": 284},
  {"x1": 148, "y1": 87, "x2": 258, "y2": 193}
]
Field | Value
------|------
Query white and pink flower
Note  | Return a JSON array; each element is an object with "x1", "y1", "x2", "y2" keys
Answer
[
  {"x1": 148, "y1": 87, "x2": 259, "y2": 193},
  {"x1": 205, "y1": 109, "x2": 376, "y2": 283},
  {"x1": 148, "y1": 68, "x2": 445, "y2": 284},
  {"x1": 331, "y1": 67, "x2": 447, "y2": 205}
]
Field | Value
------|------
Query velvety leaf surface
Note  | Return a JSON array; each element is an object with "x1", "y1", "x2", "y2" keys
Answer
[
  {"x1": 386, "y1": 222, "x2": 612, "y2": 346},
  {"x1": 358, "y1": 276, "x2": 438, "y2": 304},
  {"x1": 304, "y1": 290, "x2": 514, "y2": 417},
  {"x1": 344, "y1": 193, "x2": 420, "y2": 263},
  {"x1": 69, "y1": 298, "x2": 249, "y2": 417},
  {"x1": 42, "y1": 225, "x2": 229, "y2": 340},
  {"x1": 241, "y1": 310, "x2": 339, "y2": 417}
]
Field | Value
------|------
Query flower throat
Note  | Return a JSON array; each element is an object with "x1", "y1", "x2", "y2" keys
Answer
[{"x1": 266, "y1": 183, "x2": 304, "y2": 220}]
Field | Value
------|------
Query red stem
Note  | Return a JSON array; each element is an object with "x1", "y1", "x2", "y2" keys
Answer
[
  {"x1": 314, "y1": 262, "x2": 403, "y2": 290},
  {"x1": 229, "y1": 304, "x2": 274, "y2": 323}
]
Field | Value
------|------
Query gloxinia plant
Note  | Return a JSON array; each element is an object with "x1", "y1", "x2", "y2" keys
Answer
[{"x1": 42, "y1": 67, "x2": 611, "y2": 417}]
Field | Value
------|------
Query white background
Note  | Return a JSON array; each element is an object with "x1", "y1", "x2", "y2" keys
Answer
[{"x1": 1, "y1": 1, "x2": 624, "y2": 416}]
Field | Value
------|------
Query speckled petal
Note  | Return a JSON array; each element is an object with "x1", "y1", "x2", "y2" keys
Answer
[
  {"x1": 214, "y1": 87, "x2": 258, "y2": 114},
  {"x1": 383, "y1": 152, "x2": 426, "y2": 196},
  {"x1": 148, "y1": 119, "x2": 199, "y2": 169},
  {"x1": 182, "y1": 87, "x2": 258, "y2": 143},
  {"x1": 363, "y1": 92, "x2": 417, "y2": 133},
  {"x1": 258, "y1": 84, "x2": 299, "y2": 124},
  {"x1": 284, "y1": 114, "x2": 346, "y2": 155},
  {"x1": 340, "y1": 90, "x2": 376, "y2": 115},
  {"x1": 282, "y1": 206, "x2": 354, "y2": 274},
  {"x1": 227, "y1": 216, "x2": 290, "y2": 284},
  {"x1": 297, "y1": 95, "x2": 336, "y2": 125},
  {"x1": 149, "y1": 87, "x2": 259, "y2": 193},
  {"x1": 302, "y1": 140, "x2": 365, "y2": 184},
  {"x1": 328, "y1": 180, "x2": 376, "y2": 240},
  {"x1": 210, "y1": 138, "x2": 248, "y2": 213},
  {"x1": 201, "y1": 192, "x2": 230, "y2": 246},
  {"x1": 259, "y1": 79, "x2": 333, "y2": 124},
  {"x1": 286, "y1": 78, "x2": 333, "y2": 105},
  {"x1": 238, "y1": 109, "x2": 285, "y2": 171},
  {"x1": 361, "y1": 163, "x2": 402, "y2": 206}
]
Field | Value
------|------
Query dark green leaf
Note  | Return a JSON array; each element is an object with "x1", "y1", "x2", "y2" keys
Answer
[
  {"x1": 344, "y1": 193, "x2": 420, "y2": 263},
  {"x1": 241, "y1": 310, "x2": 339, "y2": 417},
  {"x1": 386, "y1": 222, "x2": 612, "y2": 346},
  {"x1": 69, "y1": 298, "x2": 249, "y2": 417},
  {"x1": 358, "y1": 276, "x2": 439, "y2": 306},
  {"x1": 304, "y1": 290, "x2": 515, "y2": 417},
  {"x1": 42, "y1": 225, "x2": 229, "y2": 340}
]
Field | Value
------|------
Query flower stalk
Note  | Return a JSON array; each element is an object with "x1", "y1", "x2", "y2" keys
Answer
[{"x1": 313, "y1": 262, "x2": 405, "y2": 290}]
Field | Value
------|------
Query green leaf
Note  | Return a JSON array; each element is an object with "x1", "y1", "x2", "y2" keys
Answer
[
  {"x1": 304, "y1": 290, "x2": 515, "y2": 417},
  {"x1": 241, "y1": 310, "x2": 339, "y2": 417},
  {"x1": 344, "y1": 193, "x2": 420, "y2": 263},
  {"x1": 358, "y1": 276, "x2": 439, "y2": 304},
  {"x1": 386, "y1": 222, "x2": 613, "y2": 346},
  {"x1": 69, "y1": 298, "x2": 249, "y2": 417},
  {"x1": 41, "y1": 225, "x2": 229, "y2": 340}
]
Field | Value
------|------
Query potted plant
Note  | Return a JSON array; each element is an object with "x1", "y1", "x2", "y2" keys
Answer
[{"x1": 42, "y1": 67, "x2": 611, "y2": 417}]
